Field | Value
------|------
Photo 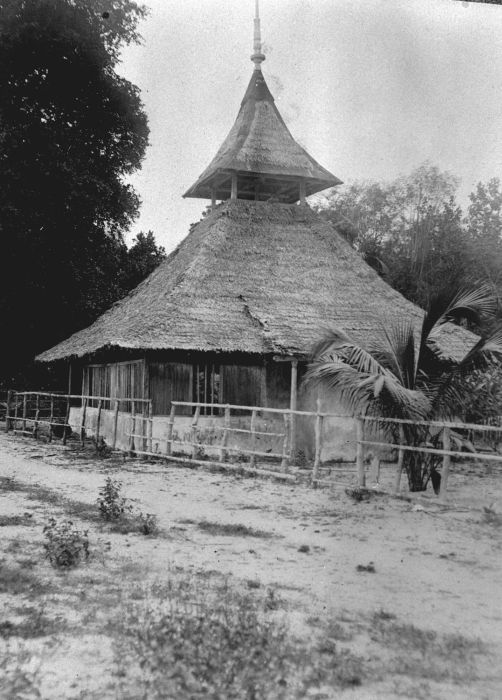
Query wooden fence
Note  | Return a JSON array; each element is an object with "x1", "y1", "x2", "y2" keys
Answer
[
  {"x1": 4, "y1": 391, "x2": 151, "y2": 448},
  {"x1": 4, "y1": 390, "x2": 502, "y2": 494},
  {"x1": 355, "y1": 414, "x2": 502, "y2": 500},
  {"x1": 125, "y1": 399, "x2": 334, "y2": 482}
]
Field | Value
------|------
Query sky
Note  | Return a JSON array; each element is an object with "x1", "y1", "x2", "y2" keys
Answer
[{"x1": 118, "y1": 0, "x2": 502, "y2": 253}]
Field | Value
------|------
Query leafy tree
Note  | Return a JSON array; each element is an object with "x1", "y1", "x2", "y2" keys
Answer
[
  {"x1": 0, "y1": 0, "x2": 149, "y2": 386},
  {"x1": 305, "y1": 286, "x2": 502, "y2": 491},
  {"x1": 464, "y1": 178, "x2": 502, "y2": 304},
  {"x1": 316, "y1": 164, "x2": 469, "y2": 308},
  {"x1": 124, "y1": 231, "x2": 166, "y2": 291}
]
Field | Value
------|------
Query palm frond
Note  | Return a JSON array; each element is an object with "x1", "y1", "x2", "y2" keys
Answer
[
  {"x1": 443, "y1": 285, "x2": 497, "y2": 325},
  {"x1": 371, "y1": 321, "x2": 416, "y2": 387},
  {"x1": 310, "y1": 328, "x2": 383, "y2": 375},
  {"x1": 420, "y1": 284, "x2": 497, "y2": 369},
  {"x1": 428, "y1": 326, "x2": 502, "y2": 418},
  {"x1": 304, "y1": 357, "x2": 430, "y2": 420}
]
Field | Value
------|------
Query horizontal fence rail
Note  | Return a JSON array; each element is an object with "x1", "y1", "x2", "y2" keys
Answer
[
  {"x1": 355, "y1": 415, "x2": 502, "y2": 500},
  {"x1": 4, "y1": 390, "x2": 502, "y2": 493}
]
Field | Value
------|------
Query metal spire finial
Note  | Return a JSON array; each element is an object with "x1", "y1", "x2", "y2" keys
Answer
[{"x1": 251, "y1": 0, "x2": 265, "y2": 70}]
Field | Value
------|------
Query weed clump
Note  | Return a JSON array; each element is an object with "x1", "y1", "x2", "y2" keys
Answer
[
  {"x1": 98, "y1": 478, "x2": 159, "y2": 536},
  {"x1": 115, "y1": 578, "x2": 364, "y2": 699},
  {"x1": 482, "y1": 505, "x2": 502, "y2": 527},
  {"x1": 195, "y1": 520, "x2": 273, "y2": 538},
  {"x1": 97, "y1": 478, "x2": 131, "y2": 521},
  {"x1": 137, "y1": 512, "x2": 158, "y2": 536},
  {"x1": 43, "y1": 518, "x2": 89, "y2": 568}
]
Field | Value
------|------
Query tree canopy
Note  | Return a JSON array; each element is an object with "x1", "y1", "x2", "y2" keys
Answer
[
  {"x1": 315, "y1": 164, "x2": 502, "y2": 315},
  {"x1": 0, "y1": 0, "x2": 159, "y2": 386}
]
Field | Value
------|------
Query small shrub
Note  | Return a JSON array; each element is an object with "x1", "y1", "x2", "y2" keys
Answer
[
  {"x1": 293, "y1": 449, "x2": 311, "y2": 469},
  {"x1": 137, "y1": 512, "x2": 158, "y2": 536},
  {"x1": 43, "y1": 518, "x2": 89, "y2": 568},
  {"x1": 264, "y1": 588, "x2": 281, "y2": 611},
  {"x1": 482, "y1": 505, "x2": 502, "y2": 527},
  {"x1": 97, "y1": 478, "x2": 131, "y2": 521},
  {"x1": 356, "y1": 562, "x2": 376, "y2": 573},
  {"x1": 345, "y1": 487, "x2": 372, "y2": 503}
]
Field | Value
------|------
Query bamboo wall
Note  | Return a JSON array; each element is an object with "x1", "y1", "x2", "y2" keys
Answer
[
  {"x1": 82, "y1": 360, "x2": 145, "y2": 411},
  {"x1": 82, "y1": 354, "x2": 296, "y2": 417}
]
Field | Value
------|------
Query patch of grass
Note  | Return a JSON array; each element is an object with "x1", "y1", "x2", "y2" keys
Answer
[
  {"x1": 325, "y1": 620, "x2": 355, "y2": 642},
  {"x1": 108, "y1": 512, "x2": 159, "y2": 536},
  {"x1": 113, "y1": 575, "x2": 364, "y2": 699},
  {"x1": 246, "y1": 579, "x2": 261, "y2": 589},
  {"x1": 0, "y1": 560, "x2": 52, "y2": 596},
  {"x1": 0, "y1": 477, "x2": 100, "y2": 524},
  {"x1": 0, "y1": 605, "x2": 62, "y2": 639},
  {"x1": 195, "y1": 520, "x2": 274, "y2": 538},
  {"x1": 0, "y1": 514, "x2": 33, "y2": 527},
  {"x1": 0, "y1": 646, "x2": 42, "y2": 700},
  {"x1": 370, "y1": 615, "x2": 486, "y2": 682}
]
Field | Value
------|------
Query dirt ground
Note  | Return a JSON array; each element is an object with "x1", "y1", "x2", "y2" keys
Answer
[{"x1": 1, "y1": 430, "x2": 501, "y2": 699}]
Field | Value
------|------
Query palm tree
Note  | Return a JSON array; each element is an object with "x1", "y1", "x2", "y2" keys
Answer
[{"x1": 305, "y1": 286, "x2": 502, "y2": 491}]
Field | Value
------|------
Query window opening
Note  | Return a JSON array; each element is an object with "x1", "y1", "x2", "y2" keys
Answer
[{"x1": 193, "y1": 363, "x2": 221, "y2": 415}]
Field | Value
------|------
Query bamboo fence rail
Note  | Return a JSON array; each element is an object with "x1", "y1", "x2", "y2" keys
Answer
[
  {"x1": 355, "y1": 415, "x2": 502, "y2": 500},
  {"x1": 4, "y1": 390, "x2": 502, "y2": 495}
]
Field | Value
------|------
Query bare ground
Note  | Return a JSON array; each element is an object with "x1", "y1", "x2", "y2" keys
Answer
[{"x1": 0, "y1": 430, "x2": 501, "y2": 699}]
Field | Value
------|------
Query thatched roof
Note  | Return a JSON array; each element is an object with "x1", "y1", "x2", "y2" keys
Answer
[
  {"x1": 183, "y1": 69, "x2": 341, "y2": 202},
  {"x1": 37, "y1": 201, "x2": 475, "y2": 363}
]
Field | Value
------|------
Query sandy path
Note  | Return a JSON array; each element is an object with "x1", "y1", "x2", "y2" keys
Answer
[{"x1": 1, "y1": 431, "x2": 501, "y2": 650}]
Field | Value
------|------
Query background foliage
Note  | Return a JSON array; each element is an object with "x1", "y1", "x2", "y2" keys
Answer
[
  {"x1": 316, "y1": 164, "x2": 502, "y2": 317},
  {"x1": 0, "y1": 0, "x2": 165, "y2": 388}
]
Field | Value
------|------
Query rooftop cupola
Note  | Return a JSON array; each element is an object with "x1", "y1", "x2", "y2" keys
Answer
[{"x1": 183, "y1": 1, "x2": 341, "y2": 205}]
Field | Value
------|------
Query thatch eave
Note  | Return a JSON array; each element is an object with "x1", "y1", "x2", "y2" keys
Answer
[{"x1": 36, "y1": 201, "x2": 477, "y2": 367}]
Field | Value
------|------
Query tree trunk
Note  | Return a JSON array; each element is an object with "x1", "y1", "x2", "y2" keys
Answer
[{"x1": 402, "y1": 427, "x2": 442, "y2": 492}]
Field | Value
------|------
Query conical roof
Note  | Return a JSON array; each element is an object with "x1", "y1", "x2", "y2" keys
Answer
[
  {"x1": 37, "y1": 202, "x2": 473, "y2": 363},
  {"x1": 183, "y1": 69, "x2": 342, "y2": 202}
]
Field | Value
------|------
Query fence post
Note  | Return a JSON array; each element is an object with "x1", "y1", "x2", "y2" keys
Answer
[
  {"x1": 62, "y1": 394, "x2": 71, "y2": 445},
  {"x1": 440, "y1": 426, "x2": 451, "y2": 501},
  {"x1": 5, "y1": 390, "x2": 12, "y2": 433},
  {"x1": 166, "y1": 403, "x2": 176, "y2": 457},
  {"x1": 219, "y1": 405, "x2": 230, "y2": 462},
  {"x1": 34, "y1": 394, "x2": 40, "y2": 440},
  {"x1": 356, "y1": 417, "x2": 365, "y2": 487},
  {"x1": 312, "y1": 398, "x2": 323, "y2": 484},
  {"x1": 14, "y1": 393, "x2": 19, "y2": 429},
  {"x1": 281, "y1": 413, "x2": 290, "y2": 471},
  {"x1": 147, "y1": 400, "x2": 153, "y2": 454},
  {"x1": 112, "y1": 400, "x2": 119, "y2": 450},
  {"x1": 95, "y1": 399, "x2": 103, "y2": 451},
  {"x1": 249, "y1": 409, "x2": 257, "y2": 468},
  {"x1": 191, "y1": 406, "x2": 201, "y2": 459},
  {"x1": 48, "y1": 395, "x2": 54, "y2": 442},
  {"x1": 129, "y1": 402, "x2": 136, "y2": 454},
  {"x1": 394, "y1": 426, "x2": 405, "y2": 493},
  {"x1": 22, "y1": 394, "x2": 27, "y2": 432},
  {"x1": 80, "y1": 397, "x2": 87, "y2": 447}
]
